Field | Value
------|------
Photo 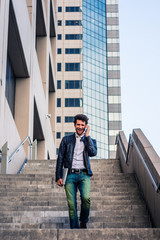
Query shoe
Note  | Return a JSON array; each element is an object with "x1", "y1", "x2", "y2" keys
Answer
[{"x1": 80, "y1": 222, "x2": 87, "y2": 229}]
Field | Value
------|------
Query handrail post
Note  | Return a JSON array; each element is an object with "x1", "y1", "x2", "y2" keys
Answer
[
  {"x1": 1, "y1": 142, "x2": 9, "y2": 174},
  {"x1": 32, "y1": 139, "x2": 37, "y2": 160}
]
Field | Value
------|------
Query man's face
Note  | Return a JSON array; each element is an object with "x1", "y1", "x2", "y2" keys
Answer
[{"x1": 74, "y1": 120, "x2": 86, "y2": 136}]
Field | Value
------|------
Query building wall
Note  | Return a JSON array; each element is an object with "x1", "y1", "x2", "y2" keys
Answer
[
  {"x1": 0, "y1": 0, "x2": 57, "y2": 173},
  {"x1": 106, "y1": 0, "x2": 122, "y2": 158},
  {"x1": 56, "y1": 0, "x2": 83, "y2": 153},
  {"x1": 56, "y1": 0, "x2": 121, "y2": 158}
]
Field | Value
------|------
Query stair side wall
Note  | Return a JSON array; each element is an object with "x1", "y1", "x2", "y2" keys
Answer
[{"x1": 116, "y1": 129, "x2": 160, "y2": 227}]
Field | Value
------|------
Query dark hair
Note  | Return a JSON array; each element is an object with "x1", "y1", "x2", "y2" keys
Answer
[{"x1": 74, "y1": 114, "x2": 89, "y2": 124}]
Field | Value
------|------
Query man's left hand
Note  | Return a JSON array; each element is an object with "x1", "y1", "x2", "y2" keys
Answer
[{"x1": 85, "y1": 125, "x2": 90, "y2": 137}]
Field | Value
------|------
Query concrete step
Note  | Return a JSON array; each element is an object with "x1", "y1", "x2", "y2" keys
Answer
[
  {"x1": 0, "y1": 195, "x2": 141, "y2": 204},
  {"x1": 0, "y1": 192, "x2": 143, "y2": 202},
  {"x1": 0, "y1": 188, "x2": 141, "y2": 197},
  {"x1": 0, "y1": 212, "x2": 152, "y2": 229},
  {"x1": 0, "y1": 220, "x2": 151, "y2": 230},
  {"x1": 0, "y1": 215, "x2": 151, "y2": 225},
  {"x1": 0, "y1": 204, "x2": 147, "y2": 212},
  {"x1": 0, "y1": 199, "x2": 146, "y2": 208},
  {"x1": 58, "y1": 229, "x2": 160, "y2": 239},
  {"x1": 21, "y1": 159, "x2": 119, "y2": 166},
  {"x1": 21, "y1": 159, "x2": 122, "y2": 175},
  {"x1": 0, "y1": 206, "x2": 149, "y2": 218},
  {"x1": 0, "y1": 172, "x2": 135, "y2": 180},
  {"x1": 0, "y1": 229, "x2": 160, "y2": 240},
  {"x1": 62, "y1": 221, "x2": 152, "y2": 229},
  {"x1": 0, "y1": 179, "x2": 138, "y2": 187}
]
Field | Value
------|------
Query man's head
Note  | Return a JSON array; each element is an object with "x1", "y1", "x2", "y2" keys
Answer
[
  {"x1": 74, "y1": 114, "x2": 89, "y2": 125},
  {"x1": 74, "y1": 114, "x2": 89, "y2": 136}
]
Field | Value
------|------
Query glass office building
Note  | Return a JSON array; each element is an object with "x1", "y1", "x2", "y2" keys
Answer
[
  {"x1": 83, "y1": 0, "x2": 108, "y2": 158},
  {"x1": 56, "y1": 0, "x2": 121, "y2": 158}
]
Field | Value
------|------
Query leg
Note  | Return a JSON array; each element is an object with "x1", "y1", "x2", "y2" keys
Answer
[
  {"x1": 65, "y1": 174, "x2": 79, "y2": 229},
  {"x1": 78, "y1": 173, "x2": 90, "y2": 225}
]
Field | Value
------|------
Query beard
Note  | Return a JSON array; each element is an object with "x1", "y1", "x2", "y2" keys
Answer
[{"x1": 76, "y1": 128, "x2": 85, "y2": 136}]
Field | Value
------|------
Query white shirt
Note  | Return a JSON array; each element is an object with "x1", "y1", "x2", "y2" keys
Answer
[{"x1": 72, "y1": 133, "x2": 85, "y2": 169}]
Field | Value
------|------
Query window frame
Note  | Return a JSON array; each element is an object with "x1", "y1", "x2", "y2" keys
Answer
[
  {"x1": 65, "y1": 20, "x2": 82, "y2": 26},
  {"x1": 56, "y1": 132, "x2": 61, "y2": 139},
  {"x1": 57, "y1": 98, "x2": 61, "y2": 107},
  {"x1": 58, "y1": 6, "x2": 62, "y2": 12},
  {"x1": 65, "y1": 63, "x2": 81, "y2": 72},
  {"x1": 57, "y1": 34, "x2": 62, "y2": 40},
  {"x1": 57, "y1": 116, "x2": 61, "y2": 123},
  {"x1": 65, "y1": 116, "x2": 74, "y2": 123},
  {"x1": 65, "y1": 98, "x2": 83, "y2": 107},
  {"x1": 65, "y1": 34, "x2": 83, "y2": 40},
  {"x1": 65, "y1": 48, "x2": 82, "y2": 54},
  {"x1": 57, "y1": 80, "x2": 61, "y2": 89},
  {"x1": 57, "y1": 20, "x2": 62, "y2": 26},
  {"x1": 57, "y1": 63, "x2": 61, "y2": 72},
  {"x1": 65, "y1": 80, "x2": 82, "y2": 89},
  {"x1": 57, "y1": 48, "x2": 62, "y2": 54},
  {"x1": 65, "y1": 6, "x2": 82, "y2": 12}
]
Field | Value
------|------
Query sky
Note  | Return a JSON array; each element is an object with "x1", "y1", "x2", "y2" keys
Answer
[{"x1": 119, "y1": 0, "x2": 160, "y2": 156}]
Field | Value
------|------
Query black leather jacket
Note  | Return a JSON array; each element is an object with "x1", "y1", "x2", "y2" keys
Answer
[{"x1": 56, "y1": 133, "x2": 97, "y2": 181}]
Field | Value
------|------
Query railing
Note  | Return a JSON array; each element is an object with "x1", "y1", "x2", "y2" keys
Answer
[
  {"x1": 8, "y1": 136, "x2": 32, "y2": 163},
  {"x1": 0, "y1": 137, "x2": 37, "y2": 174},
  {"x1": 116, "y1": 129, "x2": 160, "y2": 227},
  {"x1": 116, "y1": 133, "x2": 159, "y2": 192}
]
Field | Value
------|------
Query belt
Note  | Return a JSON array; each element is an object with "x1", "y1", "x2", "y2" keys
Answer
[{"x1": 69, "y1": 169, "x2": 87, "y2": 174}]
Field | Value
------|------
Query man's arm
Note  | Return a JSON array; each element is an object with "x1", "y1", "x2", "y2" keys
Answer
[
  {"x1": 56, "y1": 137, "x2": 66, "y2": 186},
  {"x1": 83, "y1": 125, "x2": 97, "y2": 156},
  {"x1": 85, "y1": 136, "x2": 97, "y2": 157}
]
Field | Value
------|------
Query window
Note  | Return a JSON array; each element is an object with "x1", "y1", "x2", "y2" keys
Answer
[
  {"x1": 66, "y1": 7, "x2": 82, "y2": 12},
  {"x1": 58, "y1": 20, "x2": 62, "y2": 26},
  {"x1": 65, "y1": 48, "x2": 82, "y2": 54},
  {"x1": 65, "y1": 80, "x2": 82, "y2": 89},
  {"x1": 57, "y1": 63, "x2": 61, "y2": 71},
  {"x1": 58, "y1": 6, "x2": 62, "y2": 12},
  {"x1": 57, "y1": 34, "x2": 62, "y2": 40},
  {"x1": 65, "y1": 20, "x2": 82, "y2": 26},
  {"x1": 65, "y1": 132, "x2": 74, "y2": 136},
  {"x1": 65, "y1": 98, "x2": 83, "y2": 107},
  {"x1": 65, "y1": 34, "x2": 82, "y2": 40},
  {"x1": 56, "y1": 132, "x2": 61, "y2": 139},
  {"x1": 57, "y1": 98, "x2": 61, "y2": 107},
  {"x1": 65, "y1": 63, "x2": 81, "y2": 71},
  {"x1": 65, "y1": 116, "x2": 74, "y2": 123},
  {"x1": 56, "y1": 148, "x2": 59, "y2": 155},
  {"x1": 57, "y1": 48, "x2": 62, "y2": 54},
  {"x1": 57, "y1": 116, "x2": 61, "y2": 123},
  {"x1": 57, "y1": 80, "x2": 61, "y2": 89},
  {"x1": 5, "y1": 57, "x2": 16, "y2": 117}
]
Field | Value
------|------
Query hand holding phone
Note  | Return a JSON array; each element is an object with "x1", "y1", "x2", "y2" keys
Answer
[{"x1": 85, "y1": 125, "x2": 90, "y2": 137}]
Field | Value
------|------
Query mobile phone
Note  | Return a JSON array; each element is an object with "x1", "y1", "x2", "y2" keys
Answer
[{"x1": 84, "y1": 127, "x2": 88, "y2": 132}]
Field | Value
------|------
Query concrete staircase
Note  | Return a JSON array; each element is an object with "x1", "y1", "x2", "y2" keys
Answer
[{"x1": 0, "y1": 159, "x2": 160, "y2": 239}]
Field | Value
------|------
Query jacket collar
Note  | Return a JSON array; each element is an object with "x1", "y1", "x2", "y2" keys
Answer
[{"x1": 75, "y1": 133, "x2": 85, "y2": 139}]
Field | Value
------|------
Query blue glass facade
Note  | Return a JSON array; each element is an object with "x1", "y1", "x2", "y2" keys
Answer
[{"x1": 83, "y1": 0, "x2": 108, "y2": 158}]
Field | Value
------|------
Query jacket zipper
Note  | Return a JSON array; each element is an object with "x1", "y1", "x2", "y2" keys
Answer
[
  {"x1": 83, "y1": 148, "x2": 89, "y2": 173},
  {"x1": 70, "y1": 135, "x2": 76, "y2": 169}
]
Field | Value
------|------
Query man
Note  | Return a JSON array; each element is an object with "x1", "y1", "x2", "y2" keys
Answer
[{"x1": 56, "y1": 114, "x2": 97, "y2": 229}]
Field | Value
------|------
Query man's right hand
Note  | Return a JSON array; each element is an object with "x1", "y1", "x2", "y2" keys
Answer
[{"x1": 57, "y1": 178, "x2": 63, "y2": 187}]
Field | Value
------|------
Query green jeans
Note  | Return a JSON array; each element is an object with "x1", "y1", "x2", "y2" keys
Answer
[{"x1": 65, "y1": 172, "x2": 90, "y2": 229}]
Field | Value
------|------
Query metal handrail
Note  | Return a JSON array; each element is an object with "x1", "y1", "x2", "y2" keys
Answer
[
  {"x1": 126, "y1": 134, "x2": 132, "y2": 164},
  {"x1": 116, "y1": 133, "x2": 159, "y2": 192},
  {"x1": 0, "y1": 149, "x2": 2, "y2": 162},
  {"x1": 8, "y1": 136, "x2": 32, "y2": 163},
  {"x1": 116, "y1": 135, "x2": 126, "y2": 161}
]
